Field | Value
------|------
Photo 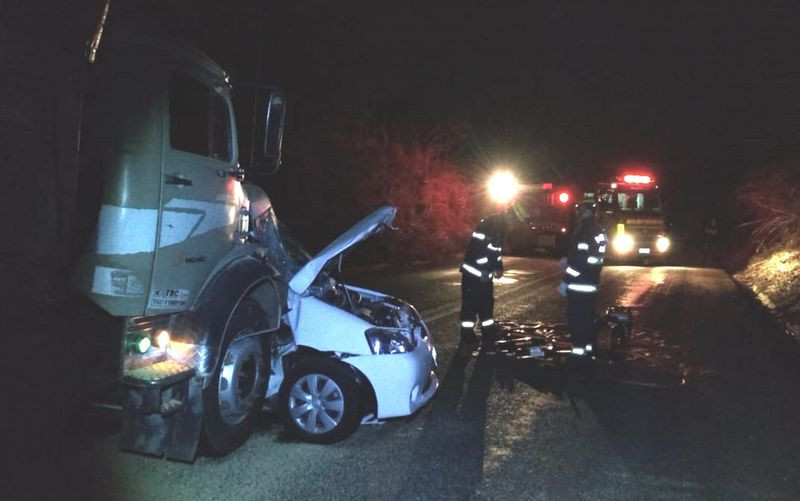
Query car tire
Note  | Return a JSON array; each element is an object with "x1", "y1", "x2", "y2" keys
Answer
[
  {"x1": 279, "y1": 357, "x2": 362, "y2": 444},
  {"x1": 202, "y1": 298, "x2": 269, "y2": 456}
]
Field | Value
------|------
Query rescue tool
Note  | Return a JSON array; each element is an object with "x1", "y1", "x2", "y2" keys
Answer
[{"x1": 493, "y1": 306, "x2": 632, "y2": 362}]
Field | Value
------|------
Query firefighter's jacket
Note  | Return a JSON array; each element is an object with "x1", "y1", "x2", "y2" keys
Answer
[
  {"x1": 563, "y1": 218, "x2": 607, "y2": 293},
  {"x1": 461, "y1": 215, "x2": 505, "y2": 282}
]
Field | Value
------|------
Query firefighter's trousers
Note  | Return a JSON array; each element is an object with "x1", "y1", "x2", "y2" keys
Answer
[
  {"x1": 567, "y1": 290, "x2": 598, "y2": 348},
  {"x1": 460, "y1": 274, "x2": 496, "y2": 341}
]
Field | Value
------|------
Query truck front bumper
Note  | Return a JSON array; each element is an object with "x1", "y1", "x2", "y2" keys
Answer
[{"x1": 120, "y1": 360, "x2": 203, "y2": 462}]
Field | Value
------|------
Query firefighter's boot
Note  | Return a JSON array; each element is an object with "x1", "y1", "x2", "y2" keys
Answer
[{"x1": 480, "y1": 321, "x2": 498, "y2": 355}]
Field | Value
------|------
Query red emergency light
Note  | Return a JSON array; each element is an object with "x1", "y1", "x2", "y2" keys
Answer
[
  {"x1": 622, "y1": 174, "x2": 652, "y2": 184},
  {"x1": 557, "y1": 191, "x2": 570, "y2": 204}
]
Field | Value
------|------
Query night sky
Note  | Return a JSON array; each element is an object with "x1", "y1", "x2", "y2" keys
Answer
[{"x1": 264, "y1": 2, "x2": 800, "y2": 170}]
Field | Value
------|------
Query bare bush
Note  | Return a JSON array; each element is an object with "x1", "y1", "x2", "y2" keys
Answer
[{"x1": 737, "y1": 166, "x2": 800, "y2": 252}]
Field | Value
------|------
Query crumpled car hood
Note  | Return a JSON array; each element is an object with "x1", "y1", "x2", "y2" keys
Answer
[{"x1": 288, "y1": 206, "x2": 396, "y2": 295}]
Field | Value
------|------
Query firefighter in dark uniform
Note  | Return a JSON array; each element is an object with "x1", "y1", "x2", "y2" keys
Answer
[
  {"x1": 558, "y1": 199, "x2": 607, "y2": 359},
  {"x1": 460, "y1": 213, "x2": 508, "y2": 351}
]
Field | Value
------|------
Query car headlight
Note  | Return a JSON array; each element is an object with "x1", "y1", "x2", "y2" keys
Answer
[
  {"x1": 613, "y1": 233, "x2": 634, "y2": 254},
  {"x1": 655, "y1": 235, "x2": 670, "y2": 253},
  {"x1": 365, "y1": 328, "x2": 414, "y2": 355}
]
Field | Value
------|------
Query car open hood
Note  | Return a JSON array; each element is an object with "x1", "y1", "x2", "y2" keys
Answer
[{"x1": 288, "y1": 206, "x2": 396, "y2": 294}]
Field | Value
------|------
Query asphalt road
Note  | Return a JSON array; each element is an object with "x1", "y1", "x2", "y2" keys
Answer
[{"x1": 13, "y1": 257, "x2": 800, "y2": 500}]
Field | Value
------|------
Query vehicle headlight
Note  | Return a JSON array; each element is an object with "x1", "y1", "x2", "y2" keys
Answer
[
  {"x1": 123, "y1": 316, "x2": 198, "y2": 368},
  {"x1": 156, "y1": 329, "x2": 171, "y2": 350},
  {"x1": 365, "y1": 328, "x2": 413, "y2": 355},
  {"x1": 655, "y1": 235, "x2": 670, "y2": 253},
  {"x1": 613, "y1": 234, "x2": 634, "y2": 254},
  {"x1": 129, "y1": 334, "x2": 151, "y2": 354}
]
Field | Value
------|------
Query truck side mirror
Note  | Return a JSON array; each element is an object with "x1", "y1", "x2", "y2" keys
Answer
[
  {"x1": 262, "y1": 92, "x2": 286, "y2": 173},
  {"x1": 234, "y1": 84, "x2": 286, "y2": 175}
]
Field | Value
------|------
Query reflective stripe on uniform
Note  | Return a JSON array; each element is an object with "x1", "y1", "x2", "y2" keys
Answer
[
  {"x1": 587, "y1": 256, "x2": 601, "y2": 264},
  {"x1": 566, "y1": 266, "x2": 581, "y2": 277},
  {"x1": 577, "y1": 242, "x2": 589, "y2": 250},
  {"x1": 461, "y1": 321, "x2": 476, "y2": 328},
  {"x1": 472, "y1": 232, "x2": 486, "y2": 240},
  {"x1": 476, "y1": 257, "x2": 489, "y2": 264},
  {"x1": 496, "y1": 255, "x2": 502, "y2": 262},
  {"x1": 487, "y1": 243, "x2": 501, "y2": 252},
  {"x1": 462, "y1": 263, "x2": 482, "y2": 277},
  {"x1": 567, "y1": 283, "x2": 597, "y2": 293},
  {"x1": 481, "y1": 319, "x2": 495, "y2": 327},
  {"x1": 599, "y1": 245, "x2": 606, "y2": 253},
  {"x1": 595, "y1": 233, "x2": 606, "y2": 243},
  {"x1": 571, "y1": 346, "x2": 586, "y2": 355}
]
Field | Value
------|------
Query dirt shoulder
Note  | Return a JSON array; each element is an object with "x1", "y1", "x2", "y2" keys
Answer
[{"x1": 733, "y1": 247, "x2": 800, "y2": 341}]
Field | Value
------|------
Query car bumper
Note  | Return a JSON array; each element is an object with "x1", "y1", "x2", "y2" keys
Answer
[{"x1": 345, "y1": 336, "x2": 439, "y2": 419}]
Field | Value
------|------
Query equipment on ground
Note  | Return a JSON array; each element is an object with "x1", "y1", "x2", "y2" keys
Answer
[{"x1": 493, "y1": 306, "x2": 632, "y2": 361}]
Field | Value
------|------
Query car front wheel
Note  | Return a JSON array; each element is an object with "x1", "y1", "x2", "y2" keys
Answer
[{"x1": 280, "y1": 357, "x2": 362, "y2": 444}]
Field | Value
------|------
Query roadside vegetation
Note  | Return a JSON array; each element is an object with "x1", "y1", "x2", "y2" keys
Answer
[
  {"x1": 334, "y1": 123, "x2": 475, "y2": 264},
  {"x1": 282, "y1": 111, "x2": 477, "y2": 266},
  {"x1": 734, "y1": 165, "x2": 800, "y2": 337}
]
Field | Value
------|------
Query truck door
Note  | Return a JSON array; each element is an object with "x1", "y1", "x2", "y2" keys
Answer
[{"x1": 147, "y1": 70, "x2": 243, "y2": 314}]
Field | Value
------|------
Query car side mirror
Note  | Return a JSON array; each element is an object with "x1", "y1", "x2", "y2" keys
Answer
[{"x1": 234, "y1": 84, "x2": 286, "y2": 175}]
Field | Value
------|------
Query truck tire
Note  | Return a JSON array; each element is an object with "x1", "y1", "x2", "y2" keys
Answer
[
  {"x1": 279, "y1": 357, "x2": 362, "y2": 444},
  {"x1": 202, "y1": 298, "x2": 269, "y2": 456}
]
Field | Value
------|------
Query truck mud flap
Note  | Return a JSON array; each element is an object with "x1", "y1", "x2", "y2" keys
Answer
[{"x1": 119, "y1": 361, "x2": 202, "y2": 462}]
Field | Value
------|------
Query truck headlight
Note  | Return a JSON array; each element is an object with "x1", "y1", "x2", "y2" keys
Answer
[
  {"x1": 613, "y1": 234, "x2": 634, "y2": 254},
  {"x1": 156, "y1": 329, "x2": 171, "y2": 350},
  {"x1": 365, "y1": 328, "x2": 413, "y2": 355},
  {"x1": 123, "y1": 316, "x2": 197, "y2": 367},
  {"x1": 655, "y1": 235, "x2": 670, "y2": 253}
]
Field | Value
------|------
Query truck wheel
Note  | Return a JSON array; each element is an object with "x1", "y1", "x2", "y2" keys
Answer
[
  {"x1": 280, "y1": 357, "x2": 362, "y2": 444},
  {"x1": 202, "y1": 299, "x2": 269, "y2": 456}
]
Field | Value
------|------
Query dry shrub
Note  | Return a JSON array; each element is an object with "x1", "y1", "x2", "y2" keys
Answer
[
  {"x1": 737, "y1": 165, "x2": 800, "y2": 252},
  {"x1": 333, "y1": 125, "x2": 475, "y2": 264},
  {"x1": 735, "y1": 165, "x2": 800, "y2": 319}
]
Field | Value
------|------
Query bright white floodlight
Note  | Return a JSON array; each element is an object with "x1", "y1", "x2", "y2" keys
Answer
[{"x1": 487, "y1": 170, "x2": 519, "y2": 204}]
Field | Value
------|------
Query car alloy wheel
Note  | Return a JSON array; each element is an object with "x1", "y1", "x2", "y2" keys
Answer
[{"x1": 288, "y1": 373, "x2": 345, "y2": 434}]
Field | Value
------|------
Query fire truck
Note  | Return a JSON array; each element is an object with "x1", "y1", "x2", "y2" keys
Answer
[
  {"x1": 505, "y1": 183, "x2": 577, "y2": 257},
  {"x1": 593, "y1": 173, "x2": 671, "y2": 261}
]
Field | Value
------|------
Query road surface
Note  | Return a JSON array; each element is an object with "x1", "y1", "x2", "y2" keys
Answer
[{"x1": 12, "y1": 257, "x2": 800, "y2": 500}]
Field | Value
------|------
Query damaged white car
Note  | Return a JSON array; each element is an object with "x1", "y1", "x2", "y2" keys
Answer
[{"x1": 262, "y1": 206, "x2": 438, "y2": 443}]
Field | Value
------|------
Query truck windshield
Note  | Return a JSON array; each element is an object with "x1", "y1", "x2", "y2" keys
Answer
[{"x1": 601, "y1": 189, "x2": 661, "y2": 212}]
